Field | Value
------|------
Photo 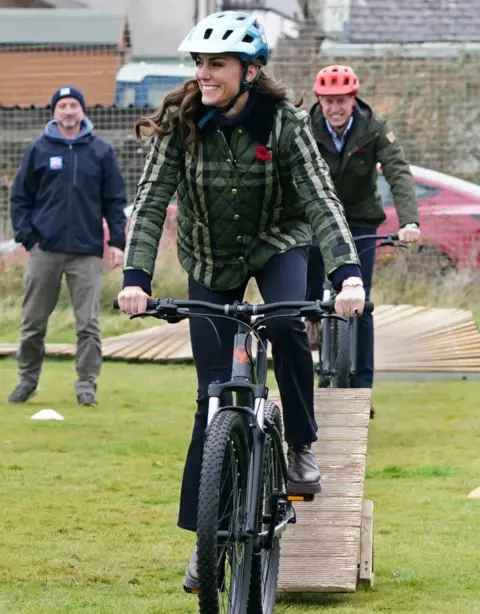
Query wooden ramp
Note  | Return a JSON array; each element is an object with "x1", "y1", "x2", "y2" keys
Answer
[
  {"x1": 1, "y1": 304, "x2": 480, "y2": 373},
  {"x1": 271, "y1": 388, "x2": 374, "y2": 593}
]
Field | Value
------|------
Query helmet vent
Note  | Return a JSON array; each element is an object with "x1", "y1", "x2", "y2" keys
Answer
[
  {"x1": 242, "y1": 34, "x2": 254, "y2": 43},
  {"x1": 222, "y1": 29, "x2": 234, "y2": 40},
  {"x1": 204, "y1": 28, "x2": 213, "y2": 39}
]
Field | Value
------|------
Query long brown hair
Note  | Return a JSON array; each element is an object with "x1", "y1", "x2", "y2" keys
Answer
[{"x1": 135, "y1": 68, "x2": 304, "y2": 149}]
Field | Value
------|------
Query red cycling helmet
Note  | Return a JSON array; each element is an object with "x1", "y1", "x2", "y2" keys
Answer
[{"x1": 314, "y1": 65, "x2": 360, "y2": 96}]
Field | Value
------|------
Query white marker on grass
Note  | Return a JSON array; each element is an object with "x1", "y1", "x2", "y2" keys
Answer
[{"x1": 31, "y1": 409, "x2": 64, "y2": 421}]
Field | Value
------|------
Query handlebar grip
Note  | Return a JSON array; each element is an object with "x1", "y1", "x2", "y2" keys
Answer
[
  {"x1": 112, "y1": 298, "x2": 159, "y2": 310},
  {"x1": 364, "y1": 300, "x2": 374, "y2": 314}
]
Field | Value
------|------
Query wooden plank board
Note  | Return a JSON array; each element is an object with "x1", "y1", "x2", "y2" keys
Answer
[
  {"x1": 270, "y1": 388, "x2": 372, "y2": 593},
  {"x1": 358, "y1": 500, "x2": 375, "y2": 586},
  {"x1": 1, "y1": 303, "x2": 480, "y2": 373}
]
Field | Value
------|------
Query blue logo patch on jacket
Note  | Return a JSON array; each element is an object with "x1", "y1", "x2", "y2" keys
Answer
[{"x1": 49, "y1": 156, "x2": 63, "y2": 170}]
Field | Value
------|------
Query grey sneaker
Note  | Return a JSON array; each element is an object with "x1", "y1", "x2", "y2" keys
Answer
[
  {"x1": 183, "y1": 546, "x2": 199, "y2": 594},
  {"x1": 7, "y1": 383, "x2": 37, "y2": 403},
  {"x1": 77, "y1": 392, "x2": 97, "y2": 406}
]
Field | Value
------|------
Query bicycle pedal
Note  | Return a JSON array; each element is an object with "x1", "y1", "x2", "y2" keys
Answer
[{"x1": 286, "y1": 493, "x2": 315, "y2": 502}]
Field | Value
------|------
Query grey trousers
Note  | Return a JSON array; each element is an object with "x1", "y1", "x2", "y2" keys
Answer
[{"x1": 17, "y1": 246, "x2": 102, "y2": 395}]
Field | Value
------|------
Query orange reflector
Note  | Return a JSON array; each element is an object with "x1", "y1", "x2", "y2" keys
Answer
[{"x1": 287, "y1": 495, "x2": 305, "y2": 501}]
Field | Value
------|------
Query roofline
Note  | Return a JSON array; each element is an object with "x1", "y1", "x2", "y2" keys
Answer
[
  {"x1": 44, "y1": 0, "x2": 89, "y2": 6},
  {"x1": 0, "y1": 42, "x2": 120, "y2": 48},
  {"x1": 0, "y1": 8, "x2": 128, "y2": 46},
  {"x1": 221, "y1": 3, "x2": 305, "y2": 23},
  {"x1": 320, "y1": 40, "x2": 480, "y2": 58},
  {"x1": 116, "y1": 62, "x2": 197, "y2": 82},
  {"x1": 0, "y1": 7, "x2": 125, "y2": 15}
]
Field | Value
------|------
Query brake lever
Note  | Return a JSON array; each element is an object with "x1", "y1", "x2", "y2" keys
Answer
[
  {"x1": 129, "y1": 309, "x2": 161, "y2": 320},
  {"x1": 300, "y1": 306, "x2": 347, "y2": 323}
]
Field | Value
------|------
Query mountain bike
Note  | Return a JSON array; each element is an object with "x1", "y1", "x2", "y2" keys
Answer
[
  {"x1": 316, "y1": 233, "x2": 403, "y2": 388},
  {"x1": 114, "y1": 296, "x2": 371, "y2": 614}
]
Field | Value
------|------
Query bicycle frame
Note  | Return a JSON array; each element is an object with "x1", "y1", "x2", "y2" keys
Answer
[
  {"x1": 113, "y1": 297, "x2": 373, "y2": 546},
  {"x1": 317, "y1": 232, "x2": 403, "y2": 385},
  {"x1": 206, "y1": 318, "x2": 267, "y2": 427},
  {"x1": 206, "y1": 317, "x2": 294, "y2": 545}
]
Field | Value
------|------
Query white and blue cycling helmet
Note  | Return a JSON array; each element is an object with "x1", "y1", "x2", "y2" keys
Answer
[
  {"x1": 178, "y1": 11, "x2": 270, "y2": 123},
  {"x1": 178, "y1": 11, "x2": 270, "y2": 66}
]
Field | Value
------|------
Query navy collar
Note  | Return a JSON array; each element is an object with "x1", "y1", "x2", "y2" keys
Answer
[{"x1": 197, "y1": 92, "x2": 277, "y2": 145}]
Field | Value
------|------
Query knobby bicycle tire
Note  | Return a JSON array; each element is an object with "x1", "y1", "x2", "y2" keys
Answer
[
  {"x1": 318, "y1": 320, "x2": 336, "y2": 388},
  {"x1": 197, "y1": 409, "x2": 252, "y2": 614},
  {"x1": 247, "y1": 402, "x2": 284, "y2": 614},
  {"x1": 333, "y1": 319, "x2": 351, "y2": 388}
]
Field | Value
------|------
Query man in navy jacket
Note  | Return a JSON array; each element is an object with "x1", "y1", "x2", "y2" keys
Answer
[{"x1": 8, "y1": 86, "x2": 127, "y2": 406}]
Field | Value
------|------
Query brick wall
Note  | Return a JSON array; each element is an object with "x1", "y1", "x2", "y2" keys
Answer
[
  {"x1": 0, "y1": 48, "x2": 122, "y2": 107},
  {"x1": 270, "y1": 30, "x2": 480, "y2": 181}
]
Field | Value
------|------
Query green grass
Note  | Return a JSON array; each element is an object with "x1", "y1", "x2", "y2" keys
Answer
[
  {"x1": 1, "y1": 249, "x2": 480, "y2": 344},
  {"x1": 1, "y1": 360, "x2": 480, "y2": 613}
]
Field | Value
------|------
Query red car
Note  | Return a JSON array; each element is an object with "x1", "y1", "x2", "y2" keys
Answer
[
  {"x1": 155, "y1": 165, "x2": 480, "y2": 272},
  {"x1": 377, "y1": 164, "x2": 480, "y2": 270},
  {"x1": 3, "y1": 166, "x2": 480, "y2": 271}
]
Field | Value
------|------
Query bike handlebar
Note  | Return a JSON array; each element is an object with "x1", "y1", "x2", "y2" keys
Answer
[
  {"x1": 112, "y1": 297, "x2": 374, "y2": 318},
  {"x1": 354, "y1": 232, "x2": 399, "y2": 242}
]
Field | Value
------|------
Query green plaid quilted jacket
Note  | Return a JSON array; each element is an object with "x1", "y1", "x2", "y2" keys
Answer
[{"x1": 124, "y1": 94, "x2": 359, "y2": 291}]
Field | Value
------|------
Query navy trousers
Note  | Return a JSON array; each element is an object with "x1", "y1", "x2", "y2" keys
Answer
[
  {"x1": 306, "y1": 228, "x2": 377, "y2": 389},
  {"x1": 178, "y1": 247, "x2": 318, "y2": 531}
]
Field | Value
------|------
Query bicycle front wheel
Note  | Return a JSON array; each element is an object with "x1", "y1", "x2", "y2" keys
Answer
[
  {"x1": 247, "y1": 401, "x2": 284, "y2": 614},
  {"x1": 197, "y1": 409, "x2": 252, "y2": 614},
  {"x1": 333, "y1": 319, "x2": 351, "y2": 388}
]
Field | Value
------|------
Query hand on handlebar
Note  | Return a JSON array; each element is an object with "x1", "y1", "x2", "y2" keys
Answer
[
  {"x1": 117, "y1": 286, "x2": 149, "y2": 314},
  {"x1": 334, "y1": 284, "x2": 366, "y2": 317},
  {"x1": 398, "y1": 224, "x2": 421, "y2": 243}
]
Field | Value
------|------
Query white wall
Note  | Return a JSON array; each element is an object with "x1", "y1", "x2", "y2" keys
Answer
[
  {"x1": 250, "y1": 9, "x2": 301, "y2": 49},
  {"x1": 81, "y1": 0, "x2": 196, "y2": 58},
  {"x1": 82, "y1": 0, "x2": 302, "y2": 58},
  {"x1": 321, "y1": 0, "x2": 351, "y2": 39}
]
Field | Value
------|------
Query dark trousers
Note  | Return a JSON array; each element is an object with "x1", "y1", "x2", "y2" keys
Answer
[
  {"x1": 178, "y1": 247, "x2": 318, "y2": 531},
  {"x1": 306, "y1": 228, "x2": 377, "y2": 389}
]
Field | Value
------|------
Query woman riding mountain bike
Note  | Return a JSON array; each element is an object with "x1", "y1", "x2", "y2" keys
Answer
[{"x1": 116, "y1": 10, "x2": 366, "y2": 593}]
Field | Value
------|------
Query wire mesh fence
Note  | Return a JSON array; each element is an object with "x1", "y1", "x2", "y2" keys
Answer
[{"x1": 1, "y1": 1, "x2": 479, "y2": 283}]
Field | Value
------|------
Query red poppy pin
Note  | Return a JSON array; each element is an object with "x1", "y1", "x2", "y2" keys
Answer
[
  {"x1": 357, "y1": 146, "x2": 366, "y2": 153},
  {"x1": 255, "y1": 145, "x2": 271, "y2": 161}
]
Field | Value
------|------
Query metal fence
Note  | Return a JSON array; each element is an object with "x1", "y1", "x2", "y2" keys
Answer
[{"x1": 1, "y1": 4, "x2": 480, "y2": 275}]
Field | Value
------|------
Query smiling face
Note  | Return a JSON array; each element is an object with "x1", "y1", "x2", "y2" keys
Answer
[
  {"x1": 195, "y1": 53, "x2": 259, "y2": 109},
  {"x1": 318, "y1": 94, "x2": 356, "y2": 130}
]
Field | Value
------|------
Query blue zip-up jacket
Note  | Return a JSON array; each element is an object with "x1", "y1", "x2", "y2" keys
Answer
[{"x1": 10, "y1": 118, "x2": 127, "y2": 255}]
